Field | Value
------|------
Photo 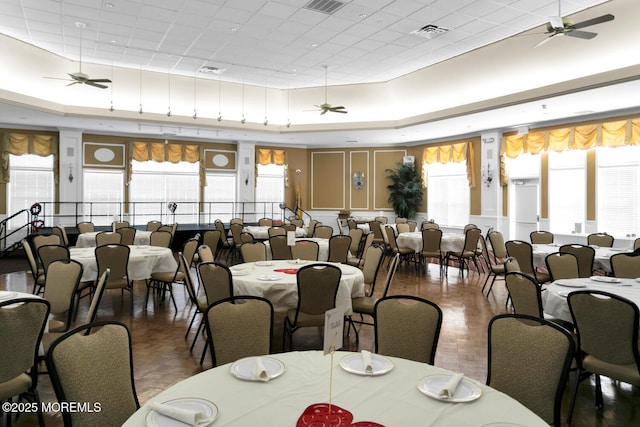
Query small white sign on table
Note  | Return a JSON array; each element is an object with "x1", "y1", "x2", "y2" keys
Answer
[{"x1": 323, "y1": 307, "x2": 344, "y2": 355}]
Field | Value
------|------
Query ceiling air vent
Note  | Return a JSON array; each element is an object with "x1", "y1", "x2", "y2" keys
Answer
[
  {"x1": 411, "y1": 24, "x2": 450, "y2": 39},
  {"x1": 198, "y1": 66, "x2": 224, "y2": 75},
  {"x1": 304, "y1": 0, "x2": 346, "y2": 15}
]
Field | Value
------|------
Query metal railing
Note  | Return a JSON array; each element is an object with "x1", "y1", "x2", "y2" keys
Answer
[{"x1": 0, "y1": 209, "x2": 31, "y2": 253}]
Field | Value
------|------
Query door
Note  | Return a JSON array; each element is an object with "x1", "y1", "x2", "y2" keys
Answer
[{"x1": 511, "y1": 180, "x2": 539, "y2": 241}]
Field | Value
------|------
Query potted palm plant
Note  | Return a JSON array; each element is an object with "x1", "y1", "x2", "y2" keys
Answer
[{"x1": 386, "y1": 162, "x2": 423, "y2": 219}]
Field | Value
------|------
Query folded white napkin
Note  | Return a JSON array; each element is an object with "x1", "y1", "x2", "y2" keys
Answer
[
  {"x1": 439, "y1": 373, "x2": 464, "y2": 399},
  {"x1": 252, "y1": 357, "x2": 271, "y2": 382},
  {"x1": 148, "y1": 401, "x2": 212, "y2": 426},
  {"x1": 361, "y1": 350, "x2": 374, "y2": 374}
]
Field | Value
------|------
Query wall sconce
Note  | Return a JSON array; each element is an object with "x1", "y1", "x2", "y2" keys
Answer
[
  {"x1": 482, "y1": 163, "x2": 493, "y2": 187},
  {"x1": 352, "y1": 171, "x2": 365, "y2": 190},
  {"x1": 68, "y1": 163, "x2": 74, "y2": 183}
]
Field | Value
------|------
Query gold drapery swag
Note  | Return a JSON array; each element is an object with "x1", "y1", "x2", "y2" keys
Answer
[
  {"x1": 422, "y1": 141, "x2": 475, "y2": 188},
  {"x1": 129, "y1": 141, "x2": 202, "y2": 185},
  {"x1": 1, "y1": 133, "x2": 58, "y2": 183},
  {"x1": 500, "y1": 118, "x2": 640, "y2": 185},
  {"x1": 256, "y1": 148, "x2": 289, "y2": 187}
]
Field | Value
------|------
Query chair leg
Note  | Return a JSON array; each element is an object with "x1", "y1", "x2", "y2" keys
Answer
[
  {"x1": 185, "y1": 310, "x2": 199, "y2": 339},
  {"x1": 566, "y1": 369, "x2": 581, "y2": 427},
  {"x1": 595, "y1": 374, "x2": 603, "y2": 408}
]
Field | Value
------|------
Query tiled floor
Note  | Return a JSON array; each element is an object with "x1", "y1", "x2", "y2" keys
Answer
[{"x1": 2, "y1": 255, "x2": 639, "y2": 426}]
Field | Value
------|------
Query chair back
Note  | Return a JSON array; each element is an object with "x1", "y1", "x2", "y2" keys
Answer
[
  {"x1": 505, "y1": 272, "x2": 543, "y2": 318},
  {"x1": 95, "y1": 244, "x2": 130, "y2": 289},
  {"x1": 269, "y1": 235, "x2": 292, "y2": 260},
  {"x1": 290, "y1": 219, "x2": 304, "y2": 229},
  {"x1": 96, "y1": 231, "x2": 122, "y2": 246},
  {"x1": 610, "y1": 251, "x2": 640, "y2": 278},
  {"x1": 421, "y1": 228, "x2": 443, "y2": 254},
  {"x1": 348, "y1": 228, "x2": 364, "y2": 257},
  {"x1": 545, "y1": 252, "x2": 579, "y2": 281},
  {"x1": 146, "y1": 220, "x2": 162, "y2": 231},
  {"x1": 587, "y1": 232, "x2": 614, "y2": 247},
  {"x1": 504, "y1": 256, "x2": 521, "y2": 273},
  {"x1": 294, "y1": 264, "x2": 341, "y2": 319},
  {"x1": 347, "y1": 219, "x2": 357, "y2": 230},
  {"x1": 44, "y1": 259, "x2": 83, "y2": 330},
  {"x1": 314, "y1": 225, "x2": 333, "y2": 239},
  {"x1": 0, "y1": 298, "x2": 50, "y2": 388},
  {"x1": 149, "y1": 230, "x2": 172, "y2": 247},
  {"x1": 86, "y1": 269, "x2": 109, "y2": 325},
  {"x1": 505, "y1": 240, "x2": 535, "y2": 275},
  {"x1": 240, "y1": 232, "x2": 254, "y2": 244},
  {"x1": 487, "y1": 314, "x2": 574, "y2": 426},
  {"x1": 379, "y1": 254, "x2": 400, "y2": 298},
  {"x1": 33, "y1": 234, "x2": 62, "y2": 254},
  {"x1": 198, "y1": 262, "x2": 234, "y2": 305},
  {"x1": 307, "y1": 220, "x2": 320, "y2": 238},
  {"x1": 45, "y1": 321, "x2": 140, "y2": 427},
  {"x1": 258, "y1": 218, "x2": 273, "y2": 226},
  {"x1": 182, "y1": 237, "x2": 200, "y2": 268},
  {"x1": 559, "y1": 244, "x2": 595, "y2": 278},
  {"x1": 52, "y1": 226, "x2": 70, "y2": 247},
  {"x1": 113, "y1": 221, "x2": 129, "y2": 230},
  {"x1": 374, "y1": 295, "x2": 442, "y2": 364},
  {"x1": 22, "y1": 239, "x2": 43, "y2": 287},
  {"x1": 395, "y1": 217, "x2": 408, "y2": 224},
  {"x1": 76, "y1": 222, "x2": 95, "y2": 234},
  {"x1": 268, "y1": 226, "x2": 286, "y2": 237},
  {"x1": 530, "y1": 231, "x2": 554, "y2": 244},
  {"x1": 374, "y1": 216, "x2": 388, "y2": 224},
  {"x1": 230, "y1": 218, "x2": 244, "y2": 225},
  {"x1": 205, "y1": 296, "x2": 274, "y2": 367},
  {"x1": 202, "y1": 230, "x2": 221, "y2": 258},
  {"x1": 177, "y1": 254, "x2": 199, "y2": 307},
  {"x1": 355, "y1": 233, "x2": 375, "y2": 265},
  {"x1": 37, "y1": 244, "x2": 70, "y2": 274},
  {"x1": 291, "y1": 240, "x2": 319, "y2": 261},
  {"x1": 361, "y1": 246, "x2": 384, "y2": 293},
  {"x1": 488, "y1": 231, "x2": 507, "y2": 260},
  {"x1": 421, "y1": 221, "x2": 439, "y2": 230},
  {"x1": 282, "y1": 223, "x2": 296, "y2": 233},
  {"x1": 407, "y1": 220, "x2": 417, "y2": 232},
  {"x1": 230, "y1": 223, "x2": 244, "y2": 246},
  {"x1": 462, "y1": 227, "x2": 481, "y2": 252},
  {"x1": 328, "y1": 235, "x2": 351, "y2": 263},
  {"x1": 368, "y1": 221, "x2": 384, "y2": 242},
  {"x1": 384, "y1": 226, "x2": 399, "y2": 251},
  {"x1": 197, "y1": 245, "x2": 215, "y2": 263},
  {"x1": 463, "y1": 223, "x2": 478, "y2": 232},
  {"x1": 478, "y1": 235, "x2": 493, "y2": 268},
  {"x1": 116, "y1": 227, "x2": 136, "y2": 246},
  {"x1": 396, "y1": 223, "x2": 410, "y2": 234},
  {"x1": 241, "y1": 241, "x2": 267, "y2": 262},
  {"x1": 635, "y1": 238, "x2": 640, "y2": 251}
]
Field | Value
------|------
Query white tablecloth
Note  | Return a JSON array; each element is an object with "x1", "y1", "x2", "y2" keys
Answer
[
  {"x1": 396, "y1": 232, "x2": 467, "y2": 253},
  {"x1": 75, "y1": 230, "x2": 153, "y2": 248},
  {"x1": 357, "y1": 223, "x2": 396, "y2": 234},
  {"x1": 123, "y1": 350, "x2": 547, "y2": 427},
  {"x1": 69, "y1": 246, "x2": 177, "y2": 282},
  {"x1": 263, "y1": 237, "x2": 330, "y2": 261},
  {"x1": 242, "y1": 226, "x2": 306, "y2": 240},
  {"x1": 230, "y1": 260, "x2": 364, "y2": 315},
  {"x1": 531, "y1": 244, "x2": 629, "y2": 273},
  {"x1": 542, "y1": 277, "x2": 640, "y2": 323}
]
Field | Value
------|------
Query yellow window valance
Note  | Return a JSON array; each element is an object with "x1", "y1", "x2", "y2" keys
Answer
[
  {"x1": 257, "y1": 148, "x2": 286, "y2": 165},
  {"x1": 422, "y1": 142, "x2": 475, "y2": 188},
  {"x1": 1, "y1": 133, "x2": 58, "y2": 183},
  {"x1": 131, "y1": 142, "x2": 200, "y2": 163}
]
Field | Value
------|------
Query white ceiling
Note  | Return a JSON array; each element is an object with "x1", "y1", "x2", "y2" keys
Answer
[{"x1": 0, "y1": 0, "x2": 638, "y2": 146}]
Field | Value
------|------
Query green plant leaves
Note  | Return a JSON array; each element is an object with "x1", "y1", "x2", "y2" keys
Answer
[{"x1": 386, "y1": 162, "x2": 423, "y2": 219}]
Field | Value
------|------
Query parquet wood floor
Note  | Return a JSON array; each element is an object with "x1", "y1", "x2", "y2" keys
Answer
[{"x1": 2, "y1": 257, "x2": 639, "y2": 426}]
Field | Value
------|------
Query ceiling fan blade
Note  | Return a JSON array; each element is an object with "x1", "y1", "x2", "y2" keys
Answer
[
  {"x1": 85, "y1": 81, "x2": 109, "y2": 89},
  {"x1": 320, "y1": 109, "x2": 328, "y2": 115},
  {"x1": 533, "y1": 34, "x2": 557, "y2": 48},
  {"x1": 571, "y1": 14, "x2": 614, "y2": 30},
  {"x1": 88, "y1": 78, "x2": 112, "y2": 83},
  {"x1": 66, "y1": 81, "x2": 81, "y2": 87},
  {"x1": 330, "y1": 106, "x2": 345, "y2": 110},
  {"x1": 333, "y1": 109, "x2": 348, "y2": 114},
  {"x1": 566, "y1": 30, "x2": 597, "y2": 40},
  {"x1": 43, "y1": 76, "x2": 72, "y2": 81}
]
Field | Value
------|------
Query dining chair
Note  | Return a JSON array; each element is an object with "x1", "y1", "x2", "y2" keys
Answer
[
  {"x1": 395, "y1": 217, "x2": 408, "y2": 224},
  {"x1": 96, "y1": 231, "x2": 122, "y2": 246},
  {"x1": 0, "y1": 297, "x2": 50, "y2": 427},
  {"x1": 314, "y1": 225, "x2": 334, "y2": 239},
  {"x1": 229, "y1": 222, "x2": 244, "y2": 260},
  {"x1": 51, "y1": 225, "x2": 70, "y2": 247},
  {"x1": 95, "y1": 243, "x2": 133, "y2": 308},
  {"x1": 374, "y1": 294, "x2": 442, "y2": 364},
  {"x1": 240, "y1": 241, "x2": 267, "y2": 263},
  {"x1": 479, "y1": 234, "x2": 506, "y2": 297},
  {"x1": 230, "y1": 218, "x2": 244, "y2": 225},
  {"x1": 197, "y1": 244, "x2": 215, "y2": 264},
  {"x1": 22, "y1": 238, "x2": 45, "y2": 294},
  {"x1": 421, "y1": 221, "x2": 439, "y2": 230},
  {"x1": 258, "y1": 218, "x2": 273, "y2": 226},
  {"x1": 384, "y1": 225, "x2": 415, "y2": 268},
  {"x1": 327, "y1": 234, "x2": 351, "y2": 263},
  {"x1": 204, "y1": 296, "x2": 274, "y2": 367},
  {"x1": 46, "y1": 321, "x2": 140, "y2": 427},
  {"x1": 291, "y1": 240, "x2": 320, "y2": 261},
  {"x1": 368, "y1": 221, "x2": 385, "y2": 245},
  {"x1": 347, "y1": 227, "x2": 364, "y2": 260},
  {"x1": 407, "y1": 220, "x2": 417, "y2": 232},
  {"x1": 112, "y1": 220, "x2": 129, "y2": 230},
  {"x1": 37, "y1": 244, "x2": 70, "y2": 275},
  {"x1": 374, "y1": 216, "x2": 388, "y2": 224},
  {"x1": 32, "y1": 234, "x2": 62, "y2": 256},
  {"x1": 116, "y1": 227, "x2": 137, "y2": 246},
  {"x1": 505, "y1": 240, "x2": 550, "y2": 284},
  {"x1": 201, "y1": 230, "x2": 221, "y2": 261},
  {"x1": 181, "y1": 254, "x2": 208, "y2": 348},
  {"x1": 347, "y1": 218, "x2": 357, "y2": 230},
  {"x1": 566, "y1": 291, "x2": 640, "y2": 425},
  {"x1": 559, "y1": 244, "x2": 595, "y2": 278},
  {"x1": 487, "y1": 230, "x2": 507, "y2": 263},
  {"x1": 634, "y1": 238, "x2": 640, "y2": 251},
  {"x1": 487, "y1": 314, "x2": 574, "y2": 427},
  {"x1": 43, "y1": 259, "x2": 83, "y2": 333},
  {"x1": 290, "y1": 219, "x2": 304, "y2": 229},
  {"x1": 545, "y1": 252, "x2": 580, "y2": 281},
  {"x1": 530, "y1": 230, "x2": 554, "y2": 244},
  {"x1": 76, "y1": 221, "x2": 95, "y2": 234},
  {"x1": 419, "y1": 228, "x2": 443, "y2": 273},
  {"x1": 283, "y1": 264, "x2": 341, "y2": 351},
  {"x1": 463, "y1": 223, "x2": 478, "y2": 232},
  {"x1": 146, "y1": 220, "x2": 162, "y2": 231},
  {"x1": 610, "y1": 250, "x2": 640, "y2": 278},
  {"x1": 282, "y1": 223, "x2": 296, "y2": 233},
  {"x1": 149, "y1": 230, "x2": 172, "y2": 248},
  {"x1": 347, "y1": 253, "x2": 398, "y2": 341},
  {"x1": 396, "y1": 223, "x2": 410, "y2": 234},
  {"x1": 587, "y1": 232, "x2": 614, "y2": 248},
  {"x1": 504, "y1": 271, "x2": 545, "y2": 319},
  {"x1": 269, "y1": 235, "x2": 292, "y2": 260},
  {"x1": 335, "y1": 216, "x2": 345, "y2": 235},
  {"x1": 446, "y1": 227, "x2": 481, "y2": 276},
  {"x1": 215, "y1": 219, "x2": 233, "y2": 259},
  {"x1": 347, "y1": 232, "x2": 373, "y2": 267},
  {"x1": 267, "y1": 226, "x2": 286, "y2": 237},
  {"x1": 307, "y1": 219, "x2": 320, "y2": 239}
]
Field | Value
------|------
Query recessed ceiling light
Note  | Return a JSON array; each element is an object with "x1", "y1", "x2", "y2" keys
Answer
[
  {"x1": 311, "y1": 43, "x2": 318, "y2": 48},
  {"x1": 75, "y1": 21, "x2": 86, "y2": 29},
  {"x1": 104, "y1": 2, "x2": 114, "y2": 8},
  {"x1": 230, "y1": 27, "x2": 237, "y2": 32},
  {"x1": 359, "y1": 13, "x2": 367, "y2": 19}
]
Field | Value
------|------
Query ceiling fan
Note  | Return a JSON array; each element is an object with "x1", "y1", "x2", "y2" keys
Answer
[
  {"x1": 534, "y1": 0, "x2": 614, "y2": 48},
  {"x1": 314, "y1": 65, "x2": 347, "y2": 115},
  {"x1": 44, "y1": 21, "x2": 112, "y2": 89}
]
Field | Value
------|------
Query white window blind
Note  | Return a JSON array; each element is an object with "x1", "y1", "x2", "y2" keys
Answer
[
  {"x1": 427, "y1": 162, "x2": 469, "y2": 228},
  {"x1": 548, "y1": 150, "x2": 586, "y2": 234},
  {"x1": 83, "y1": 170, "x2": 124, "y2": 226},
  {"x1": 597, "y1": 146, "x2": 640, "y2": 237},
  {"x1": 256, "y1": 164, "x2": 284, "y2": 218},
  {"x1": 129, "y1": 160, "x2": 199, "y2": 224},
  {"x1": 8, "y1": 154, "x2": 54, "y2": 229},
  {"x1": 204, "y1": 173, "x2": 236, "y2": 222}
]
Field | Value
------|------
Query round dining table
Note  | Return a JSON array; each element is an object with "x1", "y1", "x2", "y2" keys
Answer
[
  {"x1": 531, "y1": 243, "x2": 630, "y2": 274},
  {"x1": 542, "y1": 276, "x2": 640, "y2": 323},
  {"x1": 396, "y1": 231, "x2": 468, "y2": 253},
  {"x1": 123, "y1": 350, "x2": 547, "y2": 427},
  {"x1": 74, "y1": 230, "x2": 153, "y2": 248},
  {"x1": 230, "y1": 260, "x2": 364, "y2": 315}
]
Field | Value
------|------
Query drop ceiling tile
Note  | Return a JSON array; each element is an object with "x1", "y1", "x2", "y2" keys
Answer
[{"x1": 381, "y1": 0, "x2": 431, "y2": 16}]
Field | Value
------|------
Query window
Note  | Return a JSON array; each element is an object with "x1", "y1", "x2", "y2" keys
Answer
[
  {"x1": 83, "y1": 170, "x2": 124, "y2": 226},
  {"x1": 426, "y1": 162, "x2": 469, "y2": 227},
  {"x1": 204, "y1": 173, "x2": 236, "y2": 222},
  {"x1": 548, "y1": 150, "x2": 586, "y2": 234},
  {"x1": 596, "y1": 145, "x2": 640, "y2": 237},
  {"x1": 8, "y1": 154, "x2": 54, "y2": 229},
  {"x1": 129, "y1": 160, "x2": 199, "y2": 224},
  {"x1": 255, "y1": 164, "x2": 284, "y2": 218}
]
